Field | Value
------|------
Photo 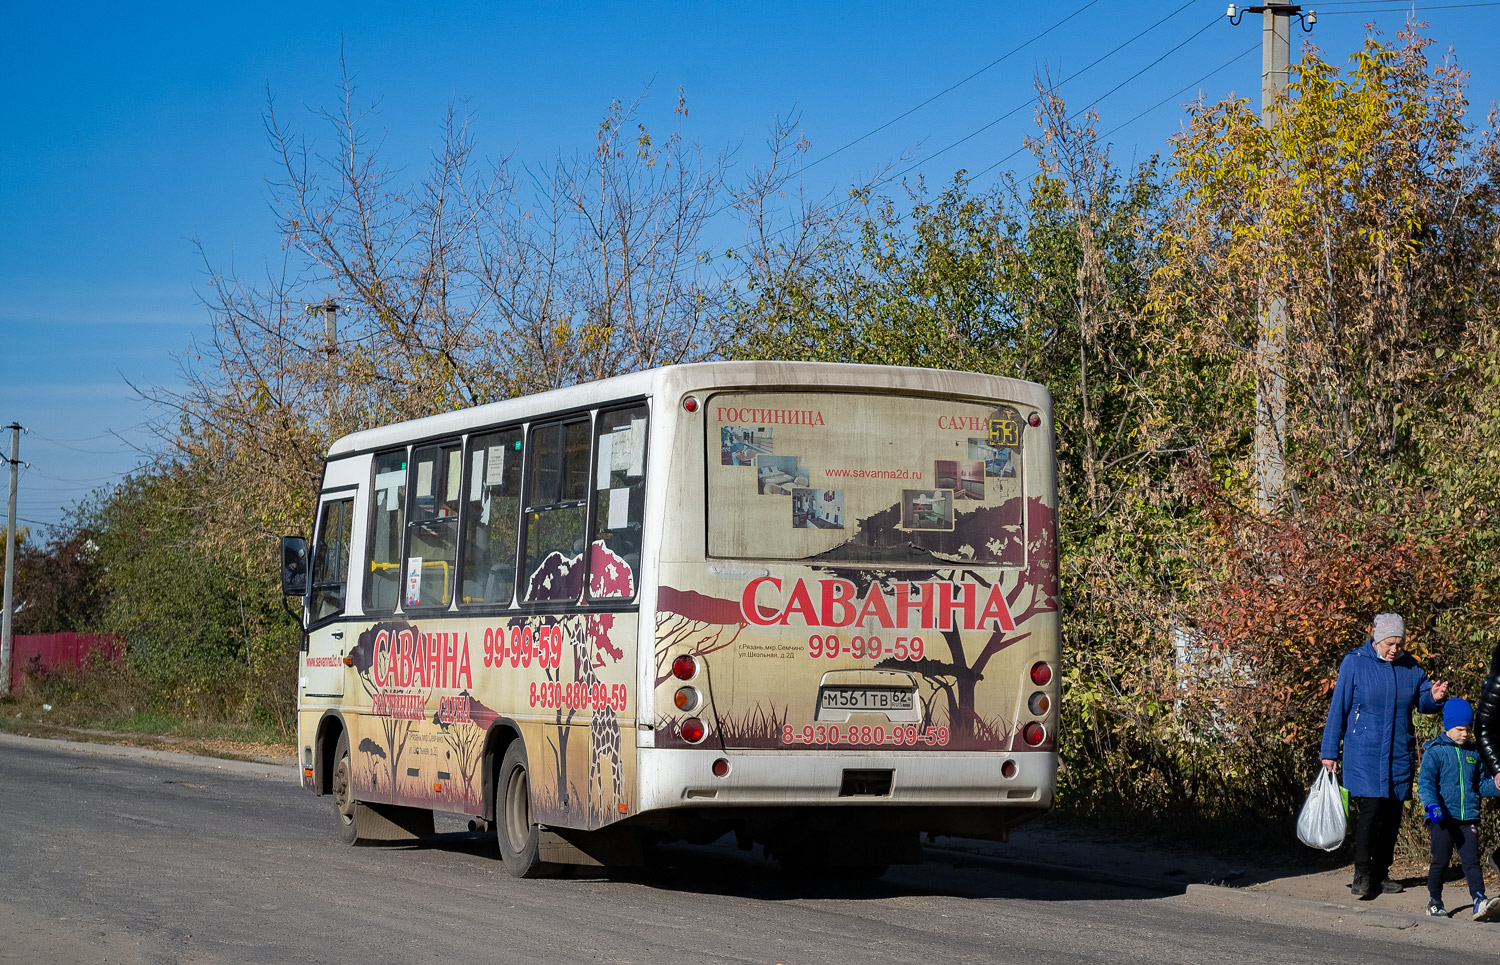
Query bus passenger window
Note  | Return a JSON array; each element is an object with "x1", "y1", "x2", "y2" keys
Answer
[
  {"x1": 461, "y1": 427, "x2": 522, "y2": 606},
  {"x1": 589, "y1": 404, "x2": 647, "y2": 599},
  {"x1": 366, "y1": 450, "x2": 407, "y2": 612},
  {"x1": 405, "y1": 442, "x2": 462, "y2": 609},
  {"x1": 311, "y1": 496, "x2": 354, "y2": 622},
  {"x1": 522, "y1": 419, "x2": 589, "y2": 602}
]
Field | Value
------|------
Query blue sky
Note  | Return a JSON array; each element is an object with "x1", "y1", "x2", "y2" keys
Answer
[{"x1": 2, "y1": 1, "x2": 1497, "y2": 532}]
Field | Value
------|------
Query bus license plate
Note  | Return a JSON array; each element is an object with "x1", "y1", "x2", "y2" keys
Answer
[{"x1": 818, "y1": 687, "x2": 914, "y2": 713}]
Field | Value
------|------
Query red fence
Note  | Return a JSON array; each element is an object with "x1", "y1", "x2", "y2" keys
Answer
[{"x1": 8, "y1": 633, "x2": 122, "y2": 691}]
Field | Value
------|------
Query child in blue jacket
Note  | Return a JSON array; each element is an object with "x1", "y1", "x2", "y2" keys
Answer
[{"x1": 1418, "y1": 698, "x2": 1500, "y2": 921}]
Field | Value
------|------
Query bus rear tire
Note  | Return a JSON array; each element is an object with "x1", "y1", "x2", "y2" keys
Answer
[{"x1": 496, "y1": 740, "x2": 558, "y2": 878}]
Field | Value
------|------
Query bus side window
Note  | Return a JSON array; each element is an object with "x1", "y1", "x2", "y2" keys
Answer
[
  {"x1": 366, "y1": 450, "x2": 407, "y2": 612},
  {"x1": 589, "y1": 404, "x2": 647, "y2": 600},
  {"x1": 404, "y1": 442, "x2": 462, "y2": 609},
  {"x1": 311, "y1": 496, "x2": 354, "y2": 622},
  {"x1": 461, "y1": 427, "x2": 522, "y2": 606},
  {"x1": 522, "y1": 419, "x2": 589, "y2": 602}
]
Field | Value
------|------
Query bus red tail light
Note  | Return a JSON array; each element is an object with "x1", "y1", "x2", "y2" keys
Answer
[
  {"x1": 672, "y1": 655, "x2": 698, "y2": 680},
  {"x1": 1001, "y1": 759, "x2": 1018, "y2": 778},
  {"x1": 1022, "y1": 722, "x2": 1046, "y2": 746},
  {"x1": 680, "y1": 717, "x2": 706, "y2": 743},
  {"x1": 712, "y1": 758, "x2": 730, "y2": 778},
  {"x1": 1030, "y1": 661, "x2": 1052, "y2": 686}
]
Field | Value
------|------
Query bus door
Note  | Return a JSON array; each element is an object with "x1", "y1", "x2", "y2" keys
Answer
[{"x1": 303, "y1": 490, "x2": 356, "y2": 699}]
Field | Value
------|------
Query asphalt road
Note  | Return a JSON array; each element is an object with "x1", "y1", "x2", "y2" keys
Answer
[{"x1": 0, "y1": 734, "x2": 1487, "y2": 965}]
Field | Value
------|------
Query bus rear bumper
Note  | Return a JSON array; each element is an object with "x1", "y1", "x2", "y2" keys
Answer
[{"x1": 636, "y1": 747, "x2": 1055, "y2": 813}]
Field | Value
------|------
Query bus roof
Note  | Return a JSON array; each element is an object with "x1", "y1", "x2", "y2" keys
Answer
[{"x1": 326, "y1": 360, "x2": 1049, "y2": 458}]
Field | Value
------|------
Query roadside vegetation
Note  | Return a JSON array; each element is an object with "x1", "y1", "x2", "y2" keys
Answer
[
  {"x1": 5, "y1": 25, "x2": 1499, "y2": 858},
  {"x1": 2, "y1": 666, "x2": 292, "y2": 758}
]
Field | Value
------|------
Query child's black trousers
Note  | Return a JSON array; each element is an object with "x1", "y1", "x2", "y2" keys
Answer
[{"x1": 1428, "y1": 818, "x2": 1485, "y2": 903}]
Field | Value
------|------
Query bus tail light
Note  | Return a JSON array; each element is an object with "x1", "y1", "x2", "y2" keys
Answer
[
  {"x1": 712, "y1": 758, "x2": 730, "y2": 778},
  {"x1": 1028, "y1": 412, "x2": 1042, "y2": 427},
  {"x1": 1028, "y1": 692, "x2": 1050, "y2": 715},
  {"x1": 674, "y1": 686, "x2": 700, "y2": 711},
  {"x1": 1022, "y1": 722, "x2": 1046, "y2": 746},
  {"x1": 682, "y1": 396, "x2": 700, "y2": 412},
  {"x1": 672, "y1": 655, "x2": 698, "y2": 680},
  {"x1": 1001, "y1": 759, "x2": 1018, "y2": 778},
  {"x1": 1030, "y1": 661, "x2": 1052, "y2": 686},
  {"x1": 680, "y1": 717, "x2": 706, "y2": 743}
]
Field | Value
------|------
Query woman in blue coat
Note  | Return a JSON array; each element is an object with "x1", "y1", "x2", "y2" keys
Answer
[{"x1": 1320, "y1": 612, "x2": 1449, "y2": 898}]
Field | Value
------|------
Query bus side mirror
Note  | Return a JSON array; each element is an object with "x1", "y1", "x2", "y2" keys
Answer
[{"x1": 281, "y1": 536, "x2": 309, "y2": 596}]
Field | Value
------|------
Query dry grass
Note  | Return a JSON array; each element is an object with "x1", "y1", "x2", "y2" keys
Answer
[{"x1": 1, "y1": 665, "x2": 294, "y2": 762}]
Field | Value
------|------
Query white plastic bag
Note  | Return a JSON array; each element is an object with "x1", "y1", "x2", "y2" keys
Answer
[{"x1": 1296, "y1": 769, "x2": 1348, "y2": 851}]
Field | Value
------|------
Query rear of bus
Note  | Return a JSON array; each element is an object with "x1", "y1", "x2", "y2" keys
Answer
[{"x1": 639, "y1": 363, "x2": 1059, "y2": 869}]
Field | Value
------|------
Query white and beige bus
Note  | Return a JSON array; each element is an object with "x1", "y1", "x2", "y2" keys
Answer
[{"x1": 281, "y1": 361, "x2": 1060, "y2": 877}]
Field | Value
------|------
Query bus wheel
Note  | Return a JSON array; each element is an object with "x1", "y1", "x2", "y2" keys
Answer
[
  {"x1": 332, "y1": 731, "x2": 366, "y2": 845},
  {"x1": 495, "y1": 740, "x2": 557, "y2": 878}
]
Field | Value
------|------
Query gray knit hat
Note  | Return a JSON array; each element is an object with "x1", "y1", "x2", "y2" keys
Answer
[{"x1": 1372, "y1": 612, "x2": 1405, "y2": 642}]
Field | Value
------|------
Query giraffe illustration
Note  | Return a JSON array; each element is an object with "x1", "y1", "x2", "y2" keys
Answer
[{"x1": 567, "y1": 616, "x2": 624, "y2": 825}]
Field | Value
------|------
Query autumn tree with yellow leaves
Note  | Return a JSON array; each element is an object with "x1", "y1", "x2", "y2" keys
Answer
[{"x1": 1142, "y1": 25, "x2": 1500, "y2": 825}]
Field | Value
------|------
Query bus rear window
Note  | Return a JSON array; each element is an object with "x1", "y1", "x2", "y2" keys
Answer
[{"x1": 706, "y1": 392, "x2": 1028, "y2": 566}]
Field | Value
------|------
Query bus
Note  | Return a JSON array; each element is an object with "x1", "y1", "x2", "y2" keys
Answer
[{"x1": 281, "y1": 361, "x2": 1060, "y2": 877}]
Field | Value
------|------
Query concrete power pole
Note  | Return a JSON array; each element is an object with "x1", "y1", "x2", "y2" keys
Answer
[
  {"x1": 1229, "y1": 3, "x2": 1314, "y2": 512},
  {"x1": 1, "y1": 423, "x2": 23, "y2": 698},
  {"x1": 307, "y1": 298, "x2": 340, "y2": 429}
]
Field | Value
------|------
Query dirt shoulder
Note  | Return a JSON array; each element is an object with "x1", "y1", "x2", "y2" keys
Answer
[{"x1": 0, "y1": 716, "x2": 296, "y2": 766}]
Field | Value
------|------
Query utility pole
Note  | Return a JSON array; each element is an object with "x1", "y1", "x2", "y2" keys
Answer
[
  {"x1": 307, "y1": 298, "x2": 340, "y2": 429},
  {"x1": 1, "y1": 423, "x2": 23, "y2": 698},
  {"x1": 1228, "y1": 3, "x2": 1315, "y2": 512}
]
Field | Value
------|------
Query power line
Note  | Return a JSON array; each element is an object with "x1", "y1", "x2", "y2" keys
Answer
[
  {"x1": 801, "y1": 0, "x2": 1107, "y2": 174},
  {"x1": 23, "y1": 468, "x2": 124, "y2": 486},
  {"x1": 886, "y1": 1, "x2": 1205, "y2": 185},
  {"x1": 1319, "y1": 2, "x2": 1500, "y2": 10},
  {"x1": 1099, "y1": 42, "x2": 1260, "y2": 141},
  {"x1": 722, "y1": 1, "x2": 1204, "y2": 236},
  {"x1": 1316, "y1": 0, "x2": 1498, "y2": 5},
  {"x1": 31, "y1": 439, "x2": 140, "y2": 456},
  {"x1": 728, "y1": 7, "x2": 1255, "y2": 260},
  {"x1": 26, "y1": 422, "x2": 154, "y2": 445}
]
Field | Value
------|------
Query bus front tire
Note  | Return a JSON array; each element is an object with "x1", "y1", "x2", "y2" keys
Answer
[
  {"x1": 332, "y1": 731, "x2": 435, "y2": 844},
  {"x1": 332, "y1": 731, "x2": 368, "y2": 845},
  {"x1": 496, "y1": 740, "x2": 558, "y2": 878}
]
